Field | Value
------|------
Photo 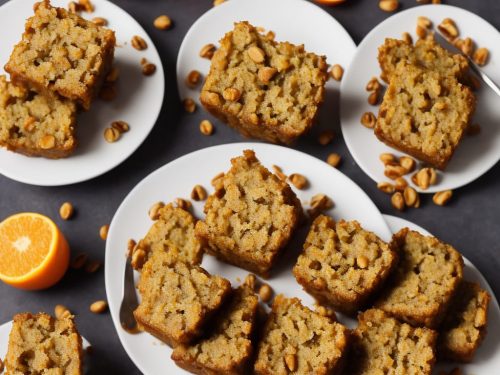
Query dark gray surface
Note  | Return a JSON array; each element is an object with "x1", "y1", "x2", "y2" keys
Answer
[{"x1": 0, "y1": 0, "x2": 499, "y2": 373}]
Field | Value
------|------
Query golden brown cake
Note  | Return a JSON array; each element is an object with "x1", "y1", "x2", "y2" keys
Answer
[
  {"x1": 195, "y1": 150, "x2": 302, "y2": 277},
  {"x1": 171, "y1": 286, "x2": 259, "y2": 375},
  {"x1": 0, "y1": 75, "x2": 77, "y2": 158},
  {"x1": 438, "y1": 281, "x2": 491, "y2": 362},
  {"x1": 5, "y1": 0, "x2": 116, "y2": 110},
  {"x1": 5, "y1": 312, "x2": 83, "y2": 375},
  {"x1": 293, "y1": 216, "x2": 397, "y2": 315},
  {"x1": 376, "y1": 228, "x2": 464, "y2": 328},
  {"x1": 254, "y1": 295, "x2": 350, "y2": 375},
  {"x1": 200, "y1": 21, "x2": 328, "y2": 144},
  {"x1": 348, "y1": 308, "x2": 437, "y2": 375},
  {"x1": 132, "y1": 203, "x2": 203, "y2": 271},
  {"x1": 133, "y1": 252, "x2": 231, "y2": 347},
  {"x1": 375, "y1": 62, "x2": 475, "y2": 169}
]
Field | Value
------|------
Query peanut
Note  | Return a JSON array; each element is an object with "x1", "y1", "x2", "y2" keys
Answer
[
  {"x1": 394, "y1": 177, "x2": 408, "y2": 191},
  {"x1": 186, "y1": 70, "x2": 201, "y2": 88},
  {"x1": 55, "y1": 304, "x2": 71, "y2": 319},
  {"x1": 438, "y1": 18, "x2": 459, "y2": 40},
  {"x1": 39, "y1": 135, "x2": 55, "y2": 149},
  {"x1": 59, "y1": 202, "x2": 74, "y2": 220},
  {"x1": 402, "y1": 32, "x2": 413, "y2": 44},
  {"x1": 368, "y1": 91, "x2": 379, "y2": 105},
  {"x1": 417, "y1": 16, "x2": 432, "y2": 29},
  {"x1": 272, "y1": 165, "x2": 287, "y2": 181},
  {"x1": 259, "y1": 284, "x2": 273, "y2": 303},
  {"x1": 111, "y1": 121, "x2": 129, "y2": 133},
  {"x1": 330, "y1": 64, "x2": 344, "y2": 81},
  {"x1": 399, "y1": 156, "x2": 416, "y2": 173},
  {"x1": 284, "y1": 353, "x2": 297, "y2": 372},
  {"x1": 379, "y1": 152, "x2": 396, "y2": 165},
  {"x1": 191, "y1": 185, "x2": 207, "y2": 201},
  {"x1": 473, "y1": 47, "x2": 489, "y2": 66},
  {"x1": 142, "y1": 62, "x2": 156, "y2": 76},
  {"x1": 183, "y1": 98, "x2": 196, "y2": 113},
  {"x1": 104, "y1": 127, "x2": 120, "y2": 143},
  {"x1": 90, "y1": 300, "x2": 108, "y2": 314},
  {"x1": 92, "y1": 17, "x2": 107, "y2": 26},
  {"x1": 289, "y1": 173, "x2": 308, "y2": 190},
  {"x1": 318, "y1": 130, "x2": 335, "y2": 146},
  {"x1": 384, "y1": 164, "x2": 407, "y2": 179},
  {"x1": 199, "y1": 120, "x2": 214, "y2": 136},
  {"x1": 379, "y1": 0, "x2": 399, "y2": 12},
  {"x1": 326, "y1": 153, "x2": 341, "y2": 168},
  {"x1": 223, "y1": 87, "x2": 241, "y2": 101},
  {"x1": 403, "y1": 187, "x2": 419, "y2": 207},
  {"x1": 248, "y1": 46, "x2": 265, "y2": 63},
  {"x1": 154, "y1": 15, "x2": 172, "y2": 30},
  {"x1": 391, "y1": 192, "x2": 405, "y2": 211},
  {"x1": 361, "y1": 112, "x2": 376, "y2": 128},
  {"x1": 433, "y1": 190, "x2": 453, "y2": 206},
  {"x1": 199, "y1": 43, "x2": 216, "y2": 59},
  {"x1": 366, "y1": 77, "x2": 381, "y2": 92},
  {"x1": 258, "y1": 67, "x2": 277, "y2": 83},
  {"x1": 148, "y1": 201, "x2": 165, "y2": 220},
  {"x1": 131, "y1": 35, "x2": 147, "y2": 50},
  {"x1": 377, "y1": 181, "x2": 395, "y2": 194},
  {"x1": 99, "y1": 224, "x2": 109, "y2": 240}
]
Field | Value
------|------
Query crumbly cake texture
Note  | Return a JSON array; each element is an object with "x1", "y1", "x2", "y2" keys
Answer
[
  {"x1": 293, "y1": 216, "x2": 397, "y2": 315},
  {"x1": 378, "y1": 36, "x2": 469, "y2": 83},
  {"x1": 200, "y1": 21, "x2": 328, "y2": 144},
  {"x1": 172, "y1": 286, "x2": 259, "y2": 375},
  {"x1": 348, "y1": 309, "x2": 437, "y2": 375},
  {"x1": 375, "y1": 62, "x2": 475, "y2": 169},
  {"x1": 195, "y1": 150, "x2": 302, "y2": 277},
  {"x1": 132, "y1": 203, "x2": 203, "y2": 271},
  {"x1": 133, "y1": 252, "x2": 231, "y2": 347},
  {"x1": 5, "y1": 313, "x2": 83, "y2": 375},
  {"x1": 376, "y1": 228, "x2": 464, "y2": 328},
  {"x1": 5, "y1": 0, "x2": 116, "y2": 110},
  {"x1": 254, "y1": 295, "x2": 350, "y2": 375},
  {"x1": 0, "y1": 75, "x2": 77, "y2": 158},
  {"x1": 438, "y1": 281, "x2": 491, "y2": 362}
]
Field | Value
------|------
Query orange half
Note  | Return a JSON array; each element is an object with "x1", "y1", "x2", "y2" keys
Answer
[{"x1": 0, "y1": 212, "x2": 70, "y2": 290}]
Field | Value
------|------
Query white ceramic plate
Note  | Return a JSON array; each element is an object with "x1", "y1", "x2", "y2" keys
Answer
[
  {"x1": 0, "y1": 320, "x2": 91, "y2": 372},
  {"x1": 341, "y1": 5, "x2": 500, "y2": 193},
  {"x1": 0, "y1": 0, "x2": 164, "y2": 186},
  {"x1": 177, "y1": 0, "x2": 356, "y2": 132},
  {"x1": 383, "y1": 214, "x2": 500, "y2": 374},
  {"x1": 105, "y1": 142, "x2": 391, "y2": 375}
]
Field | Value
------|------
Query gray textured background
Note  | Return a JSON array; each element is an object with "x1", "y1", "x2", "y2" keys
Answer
[{"x1": 0, "y1": 0, "x2": 499, "y2": 373}]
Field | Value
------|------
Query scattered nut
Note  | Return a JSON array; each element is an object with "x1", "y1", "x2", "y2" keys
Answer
[
  {"x1": 366, "y1": 77, "x2": 381, "y2": 92},
  {"x1": 70, "y1": 253, "x2": 88, "y2": 270},
  {"x1": 104, "y1": 127, "x2": 120, "y2": 143},
  {"x1": 473, "y1": 47, "x2": 489, "y2": 66},
  {"x1": 265, "y1": 30, "x2": 276, "y2": 41},
  {"x1": 394, "y1": 177, "x2": 408, "y2": 191},
  {"x1": 186, "y1": 70, "x2": 201, "y2": 88},
  {"x1": 379, "y1": 0, "x2": 399, "y2": 12},
  {"x1": 416, "y1": 25, "x2": 427, "y2": 39},
  {"x1": 131, "y1": 35, "x2": 147, "y2": 51},
  {"x1": 284, "y1": 353, "x2": 297, "y2": 372},
  {"x1": 59, "y1": 202, "x2": 74, "y2": 220},
  {"x1": 433, "y1": 190, "x2": 453, "y2": 206},
  {"x1": 23, "y1": 116, "x2": 36, "y2": 132},
  {"x1": 379, "y1": 152, "x2": 396, "y2": 165},
  {"x1": 154, "y1": 15, "x2": 172, "y2": 30},
  {"x1": 384, "y1": 164, "x2": 408, "y2": 179},
  {"x1": 289, "y1": 173, "x2": 308, "y2": 190},
  {"x1": 272, "y1": 165, "x2": 287, "y2": 181},
  {"x1": 326, "y1": 153, "x2": 341, "y2": 168},
  {"x1": 84, "y1": 260, "x2": 101, "y2": 273},
  {"x1": 111, "y1": 121, "x2": 129, "y2": 133},
  {"x1": 199, "y1": 43, "x2": 216, "y2": 59},
  {"x1": 403, "y1": 187, "x2": 419, "y2": 207},
  {"x1": 191, "y1": 185, "x2": 207, "y2": 201},
  {"x1": 223, "y1": 87, "x2": 241, "y2": 101},
  {"x1": 318, "y1": 130, "x2": 335, "y2": 146},
  {"x1": 202, "y1": 91, "x2": 221, "y2": 107},
  {"x1": 368, "y1": 91, "x2": 379, "y2": 105},
  {"x1": 402, "y1": 32, "x2": 413, "y2": 44},
  {"x1": 91, "y1": 17, "x2": 107, "y2": 26},
  {"x1": 211, "y1": 172, "x2": 225, "y2": 187},
  {"x1": 391, "y1": 191, "x2": 405, "y2": 211},
  {"x1": 39, "y1": 134, "x2": 55, "y2": 149},
  {"x1": 68, "y1": 1, "x2": 80, "y2": 13},
  {"x1": 455, "y1": 37, "x2": 474, "y2": 56},
  {"x1": 106, "y1": 67, "x2": 119, "y2": 82},
  {"x1": 78, "y1": 0, "x2": 94, "y2": 12},
  {"x1": 438, "y1": 18, "x2": 459, "y2": 40},
  {"x1": 244, "y1": 274, "x2": 256, "y2": 290},
  {"x1": 308, "y1": 193, "x2": 334, "y2": 218},
  {"x1": 399, "y1": 156, "x2": 416, "y2": 173},
  {"x1": 183, "y1": 98, "x2": 196, "y2": 113},
  {"x1": 90, "y1": 300, "x2": 108, "y2": 314},
  {"x1": 259, "y1": 284, "x2": 273, "y2": 303},
  {"x1": 466, "y1": 123, "x2": 481, "y2": 136},
  {"x1": 258, "y1": 67, "x2": 277, "y2": 83},
  {"x1": 142, "y1": 62, "x2": 156, "y2": 76},
  {"x1": 412, "y1": 167, "x2": 437, "y2": 190},
  {"x1": 213, "y1": 0, "x2": 226, "y2": 5},
  {"x1": 330, "y1": 64, "x2": 344, "y2": 81},
  {"x1": 175, "y1": 198, "x2": 192, "y2": 210},
  {"x1": 417, "y1": 16, "x2": 432, "y2": 29},
  {"x1": 131, "y1": 248, "x2": 146, "y2": 269},
  {"x1": 149, "y1": 201, "x2": 165, "y2": 220},
  {"x1": 55, "y1": 304, "x2": 71, "y2": 319},
  {"x1": 126, "y1": 239, "x2": 136, "y2": 259},
  {"x1": 357, "y1": 255, "x2": 369, "y2": 269},
  {"x1": 199, "y1": 119, "x2": 214, "y2": 136},
  {"x1": 99, "y1": 224, "x2": 109, "y2": 241},
  {"x1": 248, "y1": 46, "x2": 265, "y2": 63},
  {"x1": 361, "y1": 112, "x2": 376, "y2": 128},
  {"x1": 377, "y1": 181, "x2": 395, "y2": 194}
]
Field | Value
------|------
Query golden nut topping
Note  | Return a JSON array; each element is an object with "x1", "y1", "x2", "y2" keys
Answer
[
  {"x1": 460, "y1": 37, "x2": 474, "y2": 56},
  {"x1": 84, "y1": 260, "x2": 101, "y2": 273},
  {"x1": 403, "y1": 186, "x2": 419, "y2": 207},
  {"x1": 131, "y1": 248, "x2": 147, "y2": 269},
  {"x1": 78, "y1": 0, "x2": 94, "y2": 12},
  {"x1": 211, "y1": 172, "x2": 225, "y2": 187},
  {"x1": 412, "y1": 167, "x2": 437, "y2": 190},
  {"x1": 466, "y1": 123, "x2": 481, "y2": 136},
  {"x1": 416, "y1": 25, "x2": 427, "y2": 39},
  {"x1": 55, "y1": 304, "x2": 71, "y2": 319},
  {"x1": 330, "y1": 64, "x2": 344, "y2": 81},
  {"x1": 126, "y1": 239, "x2": 136, "y2": 259},
  {"x1": 91, "y1": 17, "x2": 107, "y2": 26},
  {"x1": 318, "y1": 130, "x2": 335, "y2": 146},
  {"x1": 223, "y1": 87, "x2": 241, "y2": 101},
  {"x1": 175, "y1": 198, "x2": 192, "y2": 210},
  {"x1": 473, "y1": 47, "x2": 489, "y2": 66},
  {"x1": 394, "y1": 177, "x2": 408, "y2": 191},
  {"x1": 289, "y1": 173, "x2": 308, "y2": 190},
  {"x1": 259, "y1": 284, "x2": 273, "y2": 303},
  {"x1": 258, "y1": 67, "x2": 277, "y2": 83},
  {"x1": 202, "y1": 91, "x2": 221, "y2": 107},
  {"x1": 308, "y1": 193, "x2": 334, "y2": 218},
  {"x1": 265, "y1": 30, "x2": 276, "y2": 41},
  {"x1": 384, "y1": 164, "x2": 407, "y2": 180},
  {"x1": 366, "y1": 77, "x2": 381, "y2": 92},
  {"x1": 377, "y1": 181, "x2": 395, "y2": 194},
  {"x1": 90, "y1": 300, "x2": 108, "y2": 314},
  {"x1": 39, "y1": 135, "x2": 55, "y2": 149},
  {"x1": 154, "y1": 15, "x2": 172, "y2": 30},
  {"x1": 199, "y1": 119, "x2": 214, "y2": 136},
  {"x1": 149, "y1": 201, "x2": 165, "y2": 220},
  {"x1": 191, "y1": 184, "x2": 207, "y2": 201},
  {"x1": 106, "y1": 67, "x2": 119, "y2": 83},
  {"x1": 70, "y1": 253, "x2": 88, "y2": 270},
  {"x1": 438, "y1": 18, "x2": 459, "y2": 40},
  {"x1": 68, "y1": 1, "x2": 80, "y2": 13},
  {"x1": 368, "y1": 90, "x2": 379, "y2": 106},
  {"x1": 199, "y1": 43, "x2": 216, "y2": 59},
  {"x1": 361, "y1": 112, "x2": 377, "y2": 128},
  {"x1": 379, "y1": 0, "x2": 399, "y2": 12},
  {"x1": 417, "y1": 16, "x2": 432, "y2": 29},
  {"x1": 379, "y1": 152, "x2": 396, "y2": 165},
  {"x1": 391, "y1": 191, "x2": 405, "y2": 211},
  {"x1": 244, "y1": 273, "x2": 256, "y2": 290},
  {"x1": 186, "y1": 70, "x2": 201, "y2": 88},
  {"x1": 213, "y1": 0, "x2": 226, "y2": 5},
  {"x1": 104, "y1": 127, "x2": 120, "y2": 143},
  {"x1": 59, "y1": 202, "x2": 74, "y2": 220},
  {"x1": 402, "y1": 32, "x2": 413, "y2": 44},
  {"x1": 99, "y1": 224, "x2": 109, "y2": 241},
  {"x1": 399, "y1": 156, "x2": 416, "y2": 173},
  {"x1": 111, "y1": 121, "x2": 129, "y2": 134},
  {"x1": 272, "y1": 165, "x2": 287, "y2": 181},
  {"x1": 23, "y1": 116, "x2": 36, "y2": 132},
  {"x1": 183, "y1": 98, "x2": 197, "y2": 113},
  {"x1": 357, "y1": 255, "x2": 369, "y2": 269},
  {"x1": 326, "y1": 153, "x2": 342, "y2": 168},
  {"x1": 131, "y1": 35, "x2": 147, "y2": 50},
  {"x1": 248, "y1": 46, "x2": 265, "y2": 63},
  {"x1": 142, "y1": 63, "x2": 156, "y2": 76},
  {"x1": 284, "y1": 353, "x2": 297, "y2": 371},
  {"x1": 433, "y1": 190, "x2": 453, "y2": 206}
]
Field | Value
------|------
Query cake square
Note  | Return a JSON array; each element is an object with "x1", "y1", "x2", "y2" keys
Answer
[
  {"x1": 348, "y1": 308, "x2": 437, "y2": 375},
  {"x1": 134, "y1": 252, "x2": 231, "y2": 347},
  {"x1": 5, "y1": 313, "x2": 83, "y2": 375},
  {"x1": 0, "y1": 75, "x2": 77, "y2": 158},
  {"x1": 376, "y1": 228, "x2": 464, "y2": 328},
  {"x1": 131, "y1": 203, "x2": 203, "y2": 271},
  {"x1": 195, "y1": 150, "x2": 302, "y2": 277},
  {"x1": 293, "y1": 216, "x2": 397, "y2": 315},
  {"x1": 438, "y1": 281, "x2": 491, "y2": 362},
  {"x1": 172, "y1": 286, "x2": 259, "y2": 374},
  {"x1": 5, "y1": 0, "x2": 116, "y2": 110},
  {"x1": 200, "y1": 21, "x2": 328, "y2": 144},
  {"x1": 375, "y1": 62, "x2": 475, "y2": 169},
  {"x1": 254, "y1": 295, "x2": 350, "y2": 375}
]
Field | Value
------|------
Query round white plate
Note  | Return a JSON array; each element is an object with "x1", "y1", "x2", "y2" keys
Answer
[
  {"x1": 105, "y1": 142, "x2": 391, "y2": 375},
  {"x1": 177, "y1": 0, "x2": 356, "y2": 131},
  {"x1": 0, "y1": 0, "x2": 164, "y2": 186},
  {"x1": 341, "y1": 5, "x2": 500, "y2": 193},
  {"x1": 0, "y1": 320, "x2": 91, "y2": 372},
  {"x1": 383, "y1": 214, "x2": 500, "y2": 374}
]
